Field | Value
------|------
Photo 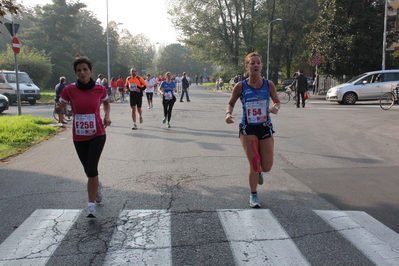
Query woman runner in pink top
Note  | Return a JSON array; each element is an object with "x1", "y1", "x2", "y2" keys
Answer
[{"x1": 56, "y1": 56, "x2": 111, "y2": 218}]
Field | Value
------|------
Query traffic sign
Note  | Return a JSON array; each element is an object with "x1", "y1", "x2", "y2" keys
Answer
[
  {"x1": 12, "y1": 37, "x2": 20, "y2": 54},
  {"x1": 5, "y1": 23, "x2": 19, "y2": 37},
  {"x1": 313, "y1": 56, "x2": 322, "y2": 65}
]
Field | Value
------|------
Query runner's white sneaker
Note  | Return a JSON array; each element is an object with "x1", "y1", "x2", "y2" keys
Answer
[
  {"x1": 87, "y1": 202, "x2": 96, "y2": 218},
  {"x1": 96, "y1": 181, "x2": 102, "y2": 203},
  {"x1": 249, "y1": 194, "x2": 261, "y2": 208}
]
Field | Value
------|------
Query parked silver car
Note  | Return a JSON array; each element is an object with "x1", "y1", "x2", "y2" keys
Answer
[{"x1": 326, "y1": 70, "x2": 399, "y2": 104}]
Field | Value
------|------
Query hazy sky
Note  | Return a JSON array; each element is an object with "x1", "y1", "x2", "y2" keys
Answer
[{"x1": 16, "y1": 0, "x2": 179, "y2": 44}]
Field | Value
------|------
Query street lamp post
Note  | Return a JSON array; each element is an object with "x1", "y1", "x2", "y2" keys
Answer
[
  {"x1": 382, "y1": 0, "x2": 388, "y2": 70},
  {"x1": 106, "y1": 0, "x2": 122, "y2": 86},
  {"x1": 267, "y1": 18, "x2": 282, "y2": 80},
  {"x1": 106, "y1": 0, "x2": 110, "y2": 86}
]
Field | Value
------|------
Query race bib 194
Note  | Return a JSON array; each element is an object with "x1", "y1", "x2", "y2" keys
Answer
[
  {"x1": 246, "y1": 100, "x2": 267, "y2": 124},
  {"x1": 75, "y1": 114, "x2": 97, "y2": 136}
]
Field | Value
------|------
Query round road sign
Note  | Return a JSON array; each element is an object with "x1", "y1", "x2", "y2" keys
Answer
[
  {"x1": 12, "y1": 37, "x2": 20, "y2": 54},
  {"x1": 313, "y1": 56, "x2": 322, "y2": 65}
]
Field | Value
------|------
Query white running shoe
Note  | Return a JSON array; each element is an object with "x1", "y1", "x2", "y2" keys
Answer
[
  {"x1": 96, "y1": 181, "x2": 102, "y2": 203},
  {"x1": 87, "y1": 202, "x2": 96, "y2": 218},
  {"x1": 249, "y1": 194, "x2": 261, "y2": 208}
]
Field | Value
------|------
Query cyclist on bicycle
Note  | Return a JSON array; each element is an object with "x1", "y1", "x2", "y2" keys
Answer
[{"x1": 54, "y1": 76, "x2": 67, "y2": 124}]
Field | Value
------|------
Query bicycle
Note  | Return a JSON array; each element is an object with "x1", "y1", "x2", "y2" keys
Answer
[
  {"x1": 278, "y1": 88, "x2": 310, "y2": 104},
  {"x1": 379, "y1": 84, "x2": 399, "y2": 110},
  {"x1": 53, "y1": 102, "x2": 73, "y2": 123}
]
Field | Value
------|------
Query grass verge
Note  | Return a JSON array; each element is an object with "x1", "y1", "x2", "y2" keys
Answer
[
  {"x1": 38, "y1": 89, "x2": 56, "y2": 104},
  {"x1": 0, "y1": 115, "x2": 61, "y2": 161}
]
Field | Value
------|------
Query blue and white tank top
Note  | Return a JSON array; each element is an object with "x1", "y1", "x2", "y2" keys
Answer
[
  {"x1": 161, "y1": 81, "x2": 176, "y2": 100},
  {"x1": 240, "y1": 79, "x2": 271, "y2": 126}
]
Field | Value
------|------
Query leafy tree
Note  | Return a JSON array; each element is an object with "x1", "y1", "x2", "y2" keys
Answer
[
  {"x1": 307, "y1": 0, "x2": 387, "y2": 78},
  {"x1": 168, "y1": 0, "x2": 319, "y2": 83},
  {"x1": 0, "y1": 6, "x2": 32, "y2": 53},
  {"x1": 0, "y1": 45, "x2": 52, "y2": 89},
  {"x1": 168, "y1": 0, "x2": 264, "y2": 67},
  {"x1": 73, "y1": 9, "x2": 107, "y2": 79},
  {"x1": 20, "y1": 0, "x2": 86, "y2": 88},
  {"x1": 0, "y1": 0, "x2": 20, "y2": 34},
  {"x1": 267, "y1": 0, "x2": 319, "y2": 79},
  {"x1": 157, "y1": 43, "x2": 212, "y2": 78}
]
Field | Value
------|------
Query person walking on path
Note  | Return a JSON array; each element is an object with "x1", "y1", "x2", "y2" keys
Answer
[
  {"x1": 126, "y1": 68, "x2": 147, "y2": 130},
  {"x1": 159, "y1": 72, "x2": 177, "y2": 128},
  {"x1": 55, "y1": 56, "x2": 111, "y2": 218},
  {"x1": 225, "y1": 52, "x2": 280, "y2": 208},
  {"x1": 102, "y1": 78, "x2": 111, "y2": 99},
  {"x1": 180, "y1": 72, "x2": 191, "y2": 102},
  {"x1": 54, "y1": 76, "x2": 67, "y2": 124},
  {"x1": 288, "y1": 70, "x2": 308, "y2": 108},
  {"x1": 145, "y1": 73, "x2": 157, "y2": 109}
]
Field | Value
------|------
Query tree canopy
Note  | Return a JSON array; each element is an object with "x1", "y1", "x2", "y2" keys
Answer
[{"x1": 307, "y1": 0, "x2": 388, "y2": 78}]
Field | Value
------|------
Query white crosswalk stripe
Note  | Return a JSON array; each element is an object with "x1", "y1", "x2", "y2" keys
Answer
[
  {"x1": 1, "y1": 209, "x2": 399, "y2": 266},
  {"x1": 315, "y1": 210, "x2": 399, "y2": 266},
  {"x1": 0, "y1": 209, "x2": 81, "y2": 266},
  {"x1": 217, "y1": 209, "x2": 310, "y2": 266}
]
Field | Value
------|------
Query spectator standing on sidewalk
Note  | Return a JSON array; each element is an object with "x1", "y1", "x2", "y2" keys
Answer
[
  {"x1": 288, "y1": 70, "x2": 308, "y2": 108},
  {"x1": 96, "y1": 74, "x2": 103, "y2": 85},
  {"x1": 54, "y1": 76, "x2": 67, "y2": 124},
  {"x1": 234, "y1": 73, "x2": 243, "y2": 86},
  {"x1": 55, "y1": 56, "x2": 111, "y2": 218},
  {"x1": 116, "y1": 75, "x2": 125, "y2": 102},
  {"x1": 110, "y1": 77, "x2": 117, "y2": 102},
  {"x1": 126, "y1": 68, "x2": 147, "y2": 130},
  {"x1": 102, "y1": 78, "x2": 111, "y2": 99},
  {"x1": 180, "y1": 72, "x2": 191, "y2": 102},
  {"x1": 225, "y1": 52, "x2": 280, "y2": 208}
]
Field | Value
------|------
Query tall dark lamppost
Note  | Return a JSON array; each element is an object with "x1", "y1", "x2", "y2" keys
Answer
[
  {"x1": 106, "y1": 0, "x2": 122, "y2": 85},
  {"x1": 382, "y1": 0, "x2": 388, "y2": 70}
]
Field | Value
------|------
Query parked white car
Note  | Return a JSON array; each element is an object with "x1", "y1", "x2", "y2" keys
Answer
[
  {"x1": 0, "y1": 70, "x2": 41, "y2": 105},
  {"x1": 326, "y1": 70, "x2": 399, "y2": 104}
]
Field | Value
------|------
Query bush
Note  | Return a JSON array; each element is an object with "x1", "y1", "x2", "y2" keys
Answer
[{"x1": 0, "y1": 46, "x2": 53, "y2": 89}]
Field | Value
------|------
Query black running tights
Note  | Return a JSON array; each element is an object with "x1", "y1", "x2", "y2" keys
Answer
[{"x1": 162, "y1": 96, "x2": 176, "y2": 122}]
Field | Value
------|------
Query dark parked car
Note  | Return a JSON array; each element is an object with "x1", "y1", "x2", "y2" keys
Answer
[
  {"x1": 0, "y1": 94, "x2": 9, "y2": 113},
  {"x1": 281, "y1": 78, "x2": 295, "y2": 90}
]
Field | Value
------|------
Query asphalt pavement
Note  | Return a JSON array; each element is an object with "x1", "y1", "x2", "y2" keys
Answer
[{"x1": 0, "y1": 86, "x2": 398, "y2": 266}]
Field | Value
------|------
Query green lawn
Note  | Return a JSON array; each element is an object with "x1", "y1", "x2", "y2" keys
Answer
[
  {"x1": 0, "y1": 115, "x2": 61, "y2": 160},
  {"x1": 39, "y1": 89, "x2": 56, "y2": 104}
]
